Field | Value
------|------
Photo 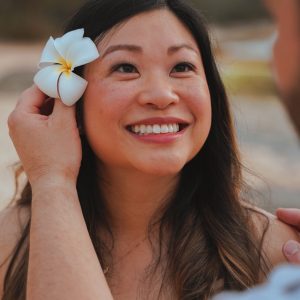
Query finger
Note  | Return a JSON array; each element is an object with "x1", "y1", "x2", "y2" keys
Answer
[
  {"x1": 283, "y1": 240, "x2": 300, "y2": 264},
  {"x1": 40, "y1": 98, "x2": 55, "y2": 116},
  {"x1": 276, "y1": 208, "x2": 300, "y2": 229},
  {"x1": 52, "y1": 98, "x2": 76, "y2": 120},
  {"x1": 16, "y1": 84, "x2": 48, "y2": 114}
]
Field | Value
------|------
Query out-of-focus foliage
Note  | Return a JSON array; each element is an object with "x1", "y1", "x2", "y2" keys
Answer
[
  {"x1": 221, "y1": 61, "x2": 276, "y2": 96},
  {"x1": 0, "y1": 0, "x2": 269, "y2": 41}
]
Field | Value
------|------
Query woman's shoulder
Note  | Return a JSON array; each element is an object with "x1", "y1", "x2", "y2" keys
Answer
[
  {"x1": 0, "y1": 204, "x2": 30, "y2": 297},
  {"x1": 245, "y1": 203, "x2": 300, "y2": 267}
]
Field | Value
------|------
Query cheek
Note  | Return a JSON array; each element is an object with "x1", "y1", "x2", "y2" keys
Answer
[
  {"x1": 82, "y1": 82, "x2": 129, "y2": 162},
  {"x1": 184, "y1": 80, "x2": 212, "y2": 153},
  {"x1": 82, "y1": 80, "x2": 139, "y2": 160},
  {"x1": 83, "y1": 80, "x2": 137, "y2": 121},
  {"x1": 181, "y1": 79, "x2": 212, "y2": 121}
]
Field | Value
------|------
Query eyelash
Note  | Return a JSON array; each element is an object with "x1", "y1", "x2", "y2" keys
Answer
[
  {"x1": 111, "y1": 62, "x2": 196, "y2": 74},
  {"x1": 172, "y1": 62, "x2": 196, "y2": 73},
  {"x1": 112, "y1": 63, "x2": 137, "y2": 74}
]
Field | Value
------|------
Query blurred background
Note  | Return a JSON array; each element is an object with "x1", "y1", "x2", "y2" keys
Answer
[{"x1": 0, "y1": 0, "x2": 299, "y2": 211}]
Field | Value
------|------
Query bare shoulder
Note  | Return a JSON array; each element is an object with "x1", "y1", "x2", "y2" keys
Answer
[
  {"x1": 246, "y1": 205, "x2": 300, "y2": 267},
  {"x1": 0, "y1": 204, "x2": 30, "y2": 297}
]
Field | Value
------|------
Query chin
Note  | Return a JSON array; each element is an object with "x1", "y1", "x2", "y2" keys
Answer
[
  {"x1": 137, "y1": 161, "x2": 185, "y2": 177},
  {"x1": 131, "y1": 151, "x2": 197, "y2": 176}
]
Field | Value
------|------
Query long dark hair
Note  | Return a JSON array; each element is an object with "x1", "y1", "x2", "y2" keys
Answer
[{"x1": 2, "y1": 1, "x2": 270, "y2": 299}]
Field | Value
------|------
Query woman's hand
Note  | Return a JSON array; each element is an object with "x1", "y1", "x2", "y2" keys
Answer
[
  {"x1": 277, "y1": 208, "x2": 300, "y2": 264},
  {"x1": 7, "y1": 84, "x2": 82, "y2": 188}
]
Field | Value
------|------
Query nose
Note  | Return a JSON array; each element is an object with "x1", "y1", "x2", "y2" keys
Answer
[{"x1": 137, "y1": 75, "x2": 179, "y2": 109}]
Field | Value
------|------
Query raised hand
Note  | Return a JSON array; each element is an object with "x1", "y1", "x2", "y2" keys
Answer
[{"x1": 7, "y1": 84, "x2": 82, "y2": 188}]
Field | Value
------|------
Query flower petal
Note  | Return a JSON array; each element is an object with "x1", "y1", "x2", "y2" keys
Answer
[
  {"x1": 39, "y1": 37, "x2": 62, "y2": 68},
  {"x1": 66, "y1": 37, "x2": 100, "y2": 68},
  {"x1": 54, "y1": 29, "x2": 85, "y2": 59},
  {"x1": 33, "y1": 65, "x2": 61, "y2": 98},
  {"x1": 58, "y1": 72, "x2": 87, "y2": 106}
]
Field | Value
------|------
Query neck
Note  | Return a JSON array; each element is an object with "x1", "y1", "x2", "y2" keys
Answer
[{"x1": 98, "y1": 164, "x2": 179, "y2": 240}]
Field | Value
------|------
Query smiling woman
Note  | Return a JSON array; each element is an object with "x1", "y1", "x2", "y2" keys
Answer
[
  {"x1": 1, "y1": 1, "x2": 299, "y2": 300},
  {"x1": 82, "y1": 9, "x2": 211, "y2": 177}
]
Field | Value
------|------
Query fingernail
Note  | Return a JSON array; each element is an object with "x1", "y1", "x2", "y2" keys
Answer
[{"x1": 284, "y1": 240, "x2": 300, "y2": 256}]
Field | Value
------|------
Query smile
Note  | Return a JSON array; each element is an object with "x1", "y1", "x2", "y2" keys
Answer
[
  {"x1": 125, "y1": 117, "x2": 190, "y2": 140},
  {"x1": 131, "y1": 123, "x2": 177, "y2": 135},
  {"x1": 127, "y1": 123, "x2": 189, "y2": 135}
]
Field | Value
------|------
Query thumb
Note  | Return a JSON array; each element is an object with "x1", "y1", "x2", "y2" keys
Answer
[{"x1": 283, "y1": 240, "x2": 300, "y2": 264}]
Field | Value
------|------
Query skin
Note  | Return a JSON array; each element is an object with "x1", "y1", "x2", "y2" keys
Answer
[
  {"x1": 264, "y1": 0, "x2": 300, "y2": 134},
  {"x1": 4, "y1": 90, "x2": 113, "y2": 300},
  {"x1": 1, "y1": 8, "x2": 299, "y2": 300},
  {"x1": 264, "y1": 0, "x2": 300, "y2": 97},
  {"x1": 277, "y1": 208, "x2": 300, "y2": 263}
]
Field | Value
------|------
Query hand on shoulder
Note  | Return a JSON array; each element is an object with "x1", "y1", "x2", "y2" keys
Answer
[
  {"x1": 276, "y1": 208, "x2": 300, "y2": 263},
  {"x1": 250, "y1": 206, "x2": 300, "y2": 267}
]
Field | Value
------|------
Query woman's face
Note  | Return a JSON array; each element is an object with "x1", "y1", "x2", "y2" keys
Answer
[{"x1": 83, "y1": 9, "x2": 211, "y2": 176}]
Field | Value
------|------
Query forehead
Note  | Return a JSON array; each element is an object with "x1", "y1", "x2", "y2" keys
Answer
[{"x1": 97, "y1": 9, "x2": 199, "y2": 52}]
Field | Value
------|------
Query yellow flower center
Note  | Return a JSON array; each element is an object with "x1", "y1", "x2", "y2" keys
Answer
[{"x1": 59, "y1": 58, "x2": 73, "y2": 75}]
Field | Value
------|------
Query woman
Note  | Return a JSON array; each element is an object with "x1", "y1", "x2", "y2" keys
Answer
[{"x1": 0, "y1": 0, "x2": 299, "y2": 299}]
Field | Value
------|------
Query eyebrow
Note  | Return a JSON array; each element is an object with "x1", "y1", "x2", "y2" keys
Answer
[
  {"x1": 168, "y1": 44, "x2": 199, "y2": 56},
  {"x1": 101, "y1": 43, "x2": 199, "y2": 59}
]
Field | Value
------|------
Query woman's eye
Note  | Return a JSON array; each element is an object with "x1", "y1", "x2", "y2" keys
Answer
[
  {"x1": 113, "y1": 63, "x2": 138, "y2": 73},
  {"x1": 172, "y1": 62, "x2": 195, "y2": 73}
]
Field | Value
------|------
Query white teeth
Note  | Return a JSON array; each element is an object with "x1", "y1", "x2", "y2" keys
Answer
[
  {"x1": 153, "y1": 124, "x2": 161, "y2": 134},
  {"x1": 130, "y1": 123, "x2": 182, "y2": 135},
  {"x1": 146, "y1": 125, "x2": 153, "y2": 134},
  {"x1": 134, "y1": 125, "x2": 139, "y2": 133},
  {"x1": 140, "y1": 125, "x2": 146, "y2": 134},
  {"x1": 161, "y1": 125, "x2": 168, "y2": 133}
]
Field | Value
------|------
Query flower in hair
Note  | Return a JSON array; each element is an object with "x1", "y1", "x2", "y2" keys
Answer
[{"x1": 34, "y1": 28, "x2": 99, "y2": 106}]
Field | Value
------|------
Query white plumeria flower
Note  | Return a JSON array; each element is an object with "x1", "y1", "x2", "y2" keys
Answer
[
  {"x1": 213, "y1": 265, "x2": 300, "y2": 300},
  {"x1": 34, "y1": 28, "x2": 99, "y2": 106}
]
